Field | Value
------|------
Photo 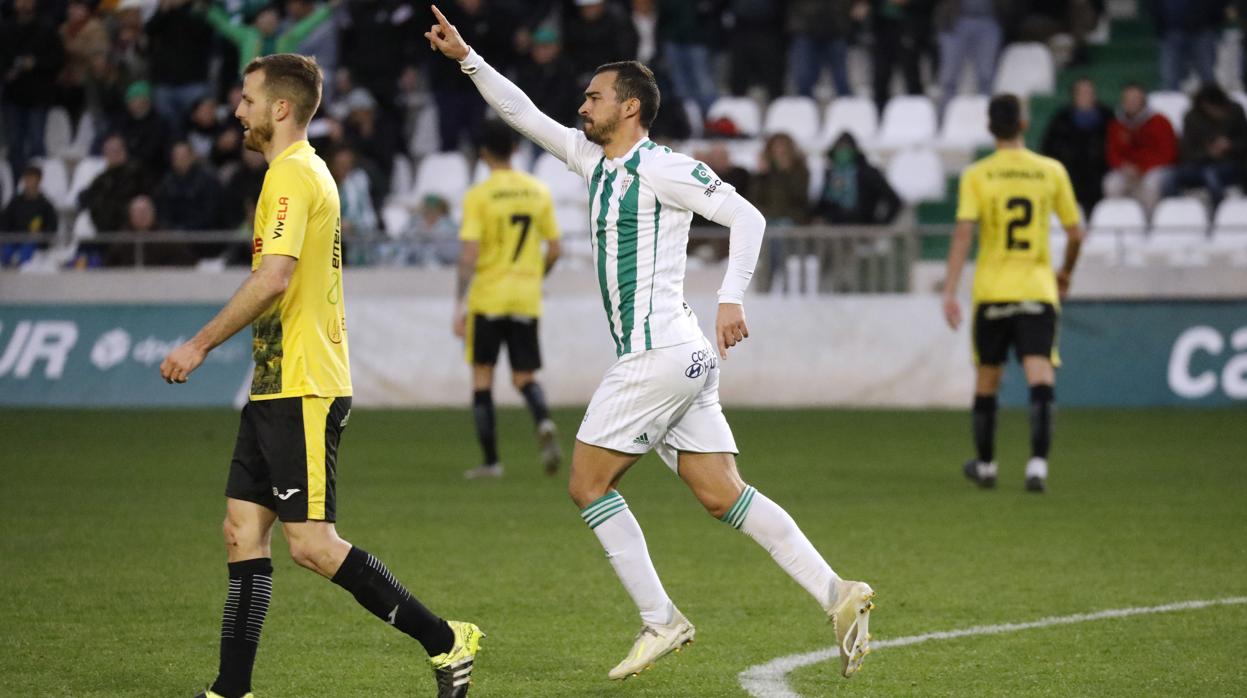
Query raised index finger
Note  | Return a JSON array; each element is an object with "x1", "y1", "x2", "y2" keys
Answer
[{"x1": 431, "y1": 4, "x2": 451, "y2": 28}]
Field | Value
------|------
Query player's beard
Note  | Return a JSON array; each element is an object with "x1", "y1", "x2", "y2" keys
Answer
[
  {"x1": 243, "y1": 113, "x2": 275, "y2": 153},
  {"x1": 583, "y1": 112, "x2": 620, "y2": 145}
]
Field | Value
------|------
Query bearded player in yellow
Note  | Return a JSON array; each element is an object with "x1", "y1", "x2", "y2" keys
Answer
[
  {"x1": 943, "y1": 94, "x2": 1085, "y2": 494},
  {"x1": 160, "y1": 54, "x2": 483, "y2": 698}
]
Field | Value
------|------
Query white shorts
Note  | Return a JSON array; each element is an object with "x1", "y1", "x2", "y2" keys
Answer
[{"x1": 576, "y1": 336, "x2": 738, "y2": 471}]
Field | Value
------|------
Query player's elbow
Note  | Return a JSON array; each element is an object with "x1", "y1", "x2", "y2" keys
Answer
[{"x1": 1066, "y1": 225, "x2": 1086, "y2": 243}]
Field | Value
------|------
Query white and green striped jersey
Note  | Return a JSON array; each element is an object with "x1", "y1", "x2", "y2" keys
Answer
[{"x1": 563, "y1": 131, "x2": 738, "y2": 357}]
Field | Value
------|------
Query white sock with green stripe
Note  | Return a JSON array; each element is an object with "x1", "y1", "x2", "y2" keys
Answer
[
  {"x1": 581, "y1": 491, "x2": 674, "y2": 626},
  {"x1": 724, "y1": 486, "x2": 839, "y2": 610}
]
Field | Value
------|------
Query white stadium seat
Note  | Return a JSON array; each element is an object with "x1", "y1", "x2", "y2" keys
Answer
[
  {"x1": 66, "y1": 156, "x2": 107, "y2": 209},
  {"x1": 706, "y1": 97, "x2": 762, "y2": 137},
  {"x1": 763, "y1": 96, "x2": 820, "y2": 151},
  {"x1": 1213, "y1": 197, "x2": 1247, "y2": 230},
  {"x1": 410, "y1": 152, "x2": 470, "y2": 211},
  {"x1": 69, "y1": 111, "x2": 95, "y2": 161},
  {"x1": 992, "y1": 43, "x2": 1055, "y2": 96},
  {"x1": 33, "y1": 157, "x2": 71, "y2": 210},
  {"x1": 818, "y1": 97, "x2": 878, "y2": 150},
  {"x1": 876, "y1": 95, "x2": 937, "y2": 150},
  {"x1": 1086, "y1": 197, "x2": 1147, "y2": 265},
  {"x1": 44, "y1": 107, "x2": 74, "y2": 160},
  {"x1": 726, "y1": 138, "x2": 765, "y2": 171},
  {"x1": 939, "y1": 95, "x2": 993, "y2": 150},
  {"x1": 389, "y1": 154, "x2": 413, "y2": 203},
  {"x1": 380, "y1": 203, "x2": 411, "y2": 238},
  {"x1": 1232, "y1": 92, "x2": 1247, "y2": 117},
  {"x1": 1147, "y1": 196, "x2": 1210, "y2": 265},
  {"x1": 72, "y1": 209, "x2": 97, "y2": 240},
  {"x1": 1209, "y1": 199, "x2": 1247, "y2": 265},
  {"x1": 1148, "y1": 91, "x2": 1191, "y2": 134},
  {"x1": 885, "y1": 148, "x2": 944, "y2": 204},
  {"x1": 807, "y1": 153, "x2": 826, "y2": 202},
  {"x1": 0, "y1": 161, "x2": 12, "y2": 207},
  {"x1": 533, "y1": 152, "x2": 585, "y2": 207}
]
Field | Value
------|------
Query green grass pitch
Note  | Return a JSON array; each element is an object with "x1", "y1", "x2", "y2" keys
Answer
[{"x1": 2, "y1": 407, "x2": 1245, "y2": 697}]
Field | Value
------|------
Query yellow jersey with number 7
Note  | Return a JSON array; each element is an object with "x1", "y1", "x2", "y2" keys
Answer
[
  {"x1": 460, "y1": 169, "x2": 560, "y2": 317},
  {"x1": 955, "y1": 148, "x2": 1080, "y2": 305}
]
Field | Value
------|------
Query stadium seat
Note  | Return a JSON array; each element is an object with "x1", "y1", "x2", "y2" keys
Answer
[
  {"x1": 380, "y1": 203, "x2": 411, "y2": 238},
  {"x1": 876, "y1": 96, "x2": 937, "y2": 150},
  {"x1": 683, "y1": 99, "x2": 704, "y2": 139},
  {"x1": 533, "y1": 152, "x2": 585, "y2": 207},
  {"x1": 0, "y1": 161, "x2": 12, "y2": 207},
  {"x1": 1148, "y1": 91, "x2": 1191, "y2": 134},
  {"x1": 390, "y1": 154, "x2": 413, "y2": 203},
  {"x1": 706, "y1": 96, "x2": 762, "y2": 137},
  {"x1": 1087, "y1": 197, "x2": 1147, "y2": 265},
  {"x1": 1147, "y1": 196, "x2": 1210, "y2": 265},
  {"x1": 817, "y1": 97, "x2": 878, "y2": 150},
  {"x1": 69, "y1": 111, "x2": 95, "y2": 161},
  {"x1": 885, "y1": 148, "x2": 945, "y2": 203},
  {"x1": 939, "y1": 95, "x2": 992, "y2": 150},
  {"x1": 33, "y1": 157, "x2": 71, "y2": 210},
  {"x1": 1232, "y1": 91, "x2": 1247, "y2": 116},
  {"x1": 1210, "y1": 199, "x2": 1247, "y2": 265},
  {"x1": 66, "y1": 156, "x2": 107, "y2": 209},
  {"x1": 44, "y1": 107, "x2": 74, "y2": 160},
  {"x1": 807, "y1": 153, "x2": 826, "y2": 202},
  {"x1": 992, "y1": 43, "x2": 1055, "y2": 96},
  {"x1": 726, "y1": 138, "x2": 764, "y2": 171},
  {"x1": 410, "y1": 152, "x2": 470, "y2": 211},
  {"x1": 764, "y1": 96, "x2": 821, "y2": 151},
  {"x1": 72, "y1": 209, "x2": 96, "y2": 240}
]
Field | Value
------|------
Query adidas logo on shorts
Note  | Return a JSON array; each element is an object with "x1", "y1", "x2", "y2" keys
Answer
[{"x1": 632, "y1": 433, "x2": 650, "y2": 445}]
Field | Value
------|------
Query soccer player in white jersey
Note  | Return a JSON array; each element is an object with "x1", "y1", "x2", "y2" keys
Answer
[{"x1": 427, "y1": 6, "x2": 876, "y2": 681}]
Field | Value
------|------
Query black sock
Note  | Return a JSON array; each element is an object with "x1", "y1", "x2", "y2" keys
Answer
[
  {"x1": 210, "y1": 558, "x2": 272, "y2": 698},
  {"x1": 331, "y1": 546, "x2": 454, "y2": 656},
  {"x1": 472, "y1": 389, "x2": 499, "y2": 465},
  {"x1": 1029, "y1": 384, "x2": 1054, "y2": 459},
  {"x1": 972, "y1": 394, "x2": 998, "y2": 463},
  {"x1": 519, "y1": 381, "x2": 551, "y2": 425}
]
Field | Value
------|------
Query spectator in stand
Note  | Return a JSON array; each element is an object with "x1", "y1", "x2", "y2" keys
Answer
[
  {"x1": 393, "y1": 193, "x2": 459, "y2": 266},
  {"x1": 1042, "y1": 77, "x2": 1113, "y2": 212},
  {"x1": 342, "y1": 87, "x2": 399, "y2": 206},
  {"x1": 787, "y1": 0, "x2": 859, "y2": 100},
  {"x1": 156, "y1": 141, "x2": 223, "y2": 231},
  {"x1": 1166, "y1": 84, "x2": 1247, "y2": 206},
  {"x1": 751, "y1": 133, "x2": 811, "y2": 293},
  {"x1": 657, "y1": 0, "x2": 719, "y2": 116},
  {"x1": 1, "y1": 0, "x2": 65, "y2": 175},
  {"x1": 330, "y1": 146, "x2": 379, "y2": 264},
  {"x1": 79, "y1": 133, "x2": 152, "y2": 233},
  {"x1": 934, "y1": 0, "x2": 1003, "y2": 110},
  {"x1": 146, "y1": 0, "x2": 215, "y2": 130},
  {"x1": 728, "y1": 0, "x2": 786, "y2": 99},
  {"x1": 426, "y1": 0, "x2": 517, "y2": 152},
  {"x1": 222, "y1": 148, "x2": 268, "y2": 230},
  {"x1": 286, "y1": 0, "x2": 342, "y2": 104},
  {"x1": 103, "y1": 194, "x2": 195, "y2": 267},
  {"x1": 515, "y1": 27, "x2": 581, "y2": 127},
  {"x1": 113, "y1": 81, "x2": 174, "y2": 177},
  {"x1": 186, "y1": 97, "x2": 227, "y2": 161},
  {"x1": 0, "y1": 165, "x2": 59, "y2": 267},
  {"x1": 340, "y1": 0, "x2": 420, "y2": 113},
  {"x1": 200, "y1": 1, "x2": 337, "y2": 71},
  {"x1": 563, "y1": 0, "x2": 638, "y2": 86},
  {"x1": 633, "y1": 0, "x2": 658, "y2": 64},
  {"x1": 872, "y1": 0, "x2": 933, "y2": 113},
  {"x1": 1015, "y1": 0, "x2": 1101, "y2": 65},
  {"x1": 57, "y1": 0, "x2": 109, "y2": 121},
  {"x1": 1148, "y1": 0, "x2": 1226, "y2": 90},
  {"x1": 1104, "y1": 83, "x2": 1177, "y2": 212},
  {"x1": 812, "y1": 133, "x2": 901, "y2": 225}
]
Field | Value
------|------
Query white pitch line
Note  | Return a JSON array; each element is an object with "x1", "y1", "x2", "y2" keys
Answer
[{"x1": 738, "y1": 596, "x2": 1247, "y2": 698}]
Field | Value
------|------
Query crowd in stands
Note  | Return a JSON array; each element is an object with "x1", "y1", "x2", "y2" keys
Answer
[{"x1": 3, "y1": 0, "x2": 1247, "y2": 270}]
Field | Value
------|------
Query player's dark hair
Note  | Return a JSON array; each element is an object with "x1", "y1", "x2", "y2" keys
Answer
[
  {"x1": 594, "y1": 60, "x2": 660, "y2": 130},
  {"x1": 479, "y1": 119, "x2": 518, "y2": 160},
  {"x1": 244, "y1": 53, "x2": 323, "y2": 126},
  {"x1": 988, "y1": 93, "x2": 1024, "y2": 141}
]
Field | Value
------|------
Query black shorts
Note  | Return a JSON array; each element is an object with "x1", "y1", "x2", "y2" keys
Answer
[
  {"x1": 972, "y1": 302, "x2": 1060, "y2": 366},
  {"x1": 467, "y1": 314, "x2": 542, "y2": 371},
  {"x1": 226, "y1": 396, "x2": 351, "y2": 522}
]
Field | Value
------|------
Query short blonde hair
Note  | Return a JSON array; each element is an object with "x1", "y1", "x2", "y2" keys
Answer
[{"x1": 244, "y1": 53, "x2": 323, "y2": 126}]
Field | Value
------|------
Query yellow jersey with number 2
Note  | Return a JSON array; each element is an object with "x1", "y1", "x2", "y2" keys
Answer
[
  {"x1": 461, "y1": 169, "x2": 560, "y2": 318},
  {"x1": 955, "y1": 148, "x2": 1080, "y2": 306}
]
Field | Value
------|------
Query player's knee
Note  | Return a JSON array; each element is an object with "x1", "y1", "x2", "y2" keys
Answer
[
  {"x1": 222, "y1": 515, "x2": 260, "y2": 552},
  {"x1": 698, "y1": 493, "x2": 736, "y2": 520},
  {"x1": 567, "y1": 479, "x2": 606, "y2": 509},
  {"x1": 511, "y1": 374, "x2": 532, "y2": 391},
  {"x1": 287, "y1": 539, "x2": 330, "y2": 573}
]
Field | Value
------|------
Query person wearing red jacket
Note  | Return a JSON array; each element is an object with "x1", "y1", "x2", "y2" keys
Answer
[{"x1": 1103, "y1": 82, "x2": 1178, "y2": 212}]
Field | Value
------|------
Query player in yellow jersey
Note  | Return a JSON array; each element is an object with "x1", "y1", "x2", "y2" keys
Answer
[
  {"x1": 455, "y1": 120, "x2": 563, "y2": 479},
  {"x1": 159, "y1": 54, "x2": 482, "y2": 698},
  {"x1": 942, "y1": 94, "x2": 1086, "y2": 493}
]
